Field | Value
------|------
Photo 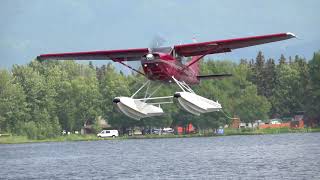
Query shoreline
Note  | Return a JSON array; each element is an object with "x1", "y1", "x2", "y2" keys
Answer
[{"x1": 1, "y1": 128, "x2": 320, "y2": 144}]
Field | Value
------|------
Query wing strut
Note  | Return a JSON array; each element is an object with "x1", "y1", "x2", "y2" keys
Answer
[
  {"x1": 181, "y1": 47, "x2": 231, "y2": 71},
  {"x1": 182, "y1": 55, "x2": 205, "y2": 71},
  {"x1": 117, "y1": 61, "x2": 146, "y2": 76}
]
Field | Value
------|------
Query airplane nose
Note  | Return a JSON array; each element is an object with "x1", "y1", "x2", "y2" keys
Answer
[
  {"x1": 173, "y1": 93, "x2": 181, "y2": 98},
  {"x1": 113, "y1": 98, "x2": 120, "y2": 103}
]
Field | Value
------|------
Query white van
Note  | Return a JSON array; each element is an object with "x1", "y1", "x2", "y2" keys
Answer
[
  {"x1": 162, "y1": 128, "x2": 174, "y2": 134},
  {"x1": 97, "y1": 130, "x2": 119, "y2": 138}
]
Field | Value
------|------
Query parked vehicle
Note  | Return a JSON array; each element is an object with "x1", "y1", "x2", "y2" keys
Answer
[
  {"x1": 152, "y1": 128, "x2": 162, "y2": 135},
  {"x1": 142, "y1": 128, "x2": 152, "y2": 135},
  {"x1": 151, "y1": 128, "x2": 174, "y2": 135},
  {"x1": 97, "y1": 130, "x2": 119, "y2": 138},
  {"x1": 162, "y1": 128, "x2": 174, "y2": 134}
]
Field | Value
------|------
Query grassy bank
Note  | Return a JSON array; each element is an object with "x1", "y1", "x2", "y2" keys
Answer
[
  {"x1": 1, "y1": 128, "x2": 320, "y2": 144},
  {"x1": 223, "y1": 127, "x2": 320, "y2": 135},
  {"x1": 0, "y1": 134, "x2": 100, "y2": 144},
  {"x1": 0, "y1": 134, "x2": 207, "y2": 144}
]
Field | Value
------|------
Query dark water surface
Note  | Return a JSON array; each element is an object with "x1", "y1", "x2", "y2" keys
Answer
[{"x1": 1, "y1": 133, "x2": 320, "y2": 180}]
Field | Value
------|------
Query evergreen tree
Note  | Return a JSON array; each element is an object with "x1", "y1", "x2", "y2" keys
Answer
[
  {"x1": 271, "y1": 63, "x2": 300, "y2": 116},
  {"x1": 264, "y1": 58, "x2": 276, "y2": 99},
  {"x1": 253, "y1": 51, "x2": 266, "y2": 96},
  {"x1": 89, "y1": 61, "x2": 94, "y2": 69},
  {"x1": 306, "y1": 52, "x2": 320, "y2": 120},
  {"x1": 279, "y1": 54, "x2": 286, "y2": 65}
]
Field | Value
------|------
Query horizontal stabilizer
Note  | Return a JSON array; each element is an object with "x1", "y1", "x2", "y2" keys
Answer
[{"x1": 197, "y1": 73, "x2": 232, "y2": 80}]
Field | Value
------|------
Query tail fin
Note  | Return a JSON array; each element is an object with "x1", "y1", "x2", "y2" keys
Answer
[{"x1": 197, "y1": 73, "x2": 232, "y2": 80}]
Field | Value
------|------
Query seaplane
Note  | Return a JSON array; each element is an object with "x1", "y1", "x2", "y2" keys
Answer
[{"x1": 37, "y1": 32, "x2": 295, "y2": 120}]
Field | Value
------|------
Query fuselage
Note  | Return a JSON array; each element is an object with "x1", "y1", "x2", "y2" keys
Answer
[{"x1": 141, "y1": 53, "x2": 199, "y2": 84}]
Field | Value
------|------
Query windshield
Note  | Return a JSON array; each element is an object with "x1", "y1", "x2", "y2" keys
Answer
[{"x1": 151, "y1": 47, "x2": 172, "y2": 54}]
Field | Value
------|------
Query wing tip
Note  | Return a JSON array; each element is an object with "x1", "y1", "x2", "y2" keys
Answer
[
  {"x1": 36, "y1": 55, "x2": 45, "y2": 62},
  {"x1": 286, "y1": 32, "x2": 296, "y2": 38}
]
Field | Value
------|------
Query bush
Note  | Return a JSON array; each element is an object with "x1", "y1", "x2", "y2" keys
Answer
[
  {"x1": 92, "y1": 118, "x2": 102, "y2": 134},
  {"x1": 22, "y1": 121, "x2": 39, "y2": 139},
  {"x1": 14, "y1": 119, "x2": 61, "y2": 140},
  {"x1": 241, "y1": 128, "x2": 253, "y2": 132}
]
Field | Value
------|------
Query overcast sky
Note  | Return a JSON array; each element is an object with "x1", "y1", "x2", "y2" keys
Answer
[{"x1": 1, "y1": 0, "x2": 319, "y2": 70}]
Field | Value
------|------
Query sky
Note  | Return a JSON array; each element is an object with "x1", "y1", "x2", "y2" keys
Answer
[{"x1": 0, "y1": 0, "x2": 319, "y2": 70}]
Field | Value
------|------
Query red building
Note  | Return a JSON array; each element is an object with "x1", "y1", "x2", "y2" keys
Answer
[{"x1": 176, "y1": 123, "x2": 195, "y2": 134}]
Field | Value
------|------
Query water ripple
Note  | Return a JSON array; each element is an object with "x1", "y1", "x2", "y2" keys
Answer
[{"x1": 0, "y1": 133, "x2": 319, "y2": 180}]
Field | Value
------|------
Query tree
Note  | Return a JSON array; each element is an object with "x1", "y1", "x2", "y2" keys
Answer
[
  {"x1": 12, "y1": 65, "x2": 52, "y2": 122},
  {"x1": 264, "y1": 58, "x2": 276, "y2": 99},
  {"x1": 279, "y1": 54, "x2": 287, "y2": 65},
  {"x1": 69, "y1": 76, "x2": 102, "y2": 131},
  {"x1": 306, "y1": 52, "x2": 320, "y2": 119},
  {"x1": 11, "y1": 64, "x2": 62, "y2": 138},
  {"x1": 252, "y1": 51, "x2": 266, "y2": 96},
  {"x1": 0, "y1": 70, "x2": 28, "y2": 133},
  {"x1": 2, "y1": 50, "x2": 320, "y2": 138},
  {"x1": 235, "y1": 85, "x2": 271, "y2": 126},
  {"x1": 99, "y1": 64, "x2": 133, "y2": 131},
  {"x1": 52, "y1": 62, "x2": 102, "y2": 132},
  {"x1": 270, "y1": 63, "x2": 301, "y2": 116},
  {"x1": 89, "y1": 61, "x2": 94, "y2": 69}
]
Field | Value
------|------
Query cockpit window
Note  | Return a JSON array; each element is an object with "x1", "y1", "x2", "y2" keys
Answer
[{"x1": 151, "y1": 47, "x2": 172, "y2": 54}]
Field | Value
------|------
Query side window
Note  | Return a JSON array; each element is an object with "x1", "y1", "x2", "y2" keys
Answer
[{"x1": 106, "y1": 131, "x2": 110, "y2": 134}]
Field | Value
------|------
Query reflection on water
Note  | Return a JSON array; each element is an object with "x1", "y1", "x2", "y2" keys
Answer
[{"x1": 1, "y1": 133, "x2": 320, "y2": 179}]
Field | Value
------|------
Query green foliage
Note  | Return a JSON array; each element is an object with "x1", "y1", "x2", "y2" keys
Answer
[
  {"x1": 235, "y1": 85, "x2": 271, "y2": 123},
  {"x1": 271, "y1": 61, "x2": 302, "y2": 116},
  {"x1": 306, "y1": 52, "x2": 320, "y2": 118},
  {"x1": 92, "y1": 117, "x2": 102, "y2": 134},
  {"x1": 15, "y1": 117, "x2": 61, "y2": 140},
  {"x1": 0, "y1": 70, "x2": 28, "y2": 133},
  {"x1": 21, "y1": 121, "x2": 38, "y2": 139},
  {"x1": 0, "y1": 51, "x2": 319, "y2": 139}
]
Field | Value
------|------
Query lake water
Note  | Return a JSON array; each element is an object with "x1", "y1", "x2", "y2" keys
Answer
[{"x1": 1, "y1": 133, "x2": 320, "y2": 180}]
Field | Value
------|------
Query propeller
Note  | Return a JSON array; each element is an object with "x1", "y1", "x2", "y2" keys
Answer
[
  {"x1": 146, "y1": 35, "x2": 167, "y2": 60},
  {"x1": 150, "y1": 34, "x2": 166, "y2": 50}
]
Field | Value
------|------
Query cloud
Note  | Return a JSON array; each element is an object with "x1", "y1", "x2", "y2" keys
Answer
[{"x1": 0, "y1": 0, "x2": 319, "y2": 69}]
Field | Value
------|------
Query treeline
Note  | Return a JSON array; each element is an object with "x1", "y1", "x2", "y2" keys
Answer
[{"x1": 0, "y1": 51, "x2": 319, "y2": 139}]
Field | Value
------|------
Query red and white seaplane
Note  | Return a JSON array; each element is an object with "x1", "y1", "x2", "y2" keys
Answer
[{"x1": 37, "y1": 32, "x2": 295, "y2": 120}]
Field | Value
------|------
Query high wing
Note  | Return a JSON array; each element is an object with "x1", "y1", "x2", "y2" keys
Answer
[
  {"x1": 174, "y1": 32, "x2": 295, "y2": 57},
  {"x1": 37, "y1": 48, "x2": 149, "y2": 62},
  {"x1": 37, "y1": 32, "x2": 295, "y2": 62}
]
